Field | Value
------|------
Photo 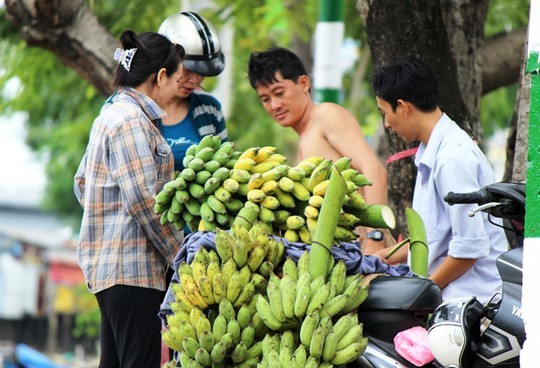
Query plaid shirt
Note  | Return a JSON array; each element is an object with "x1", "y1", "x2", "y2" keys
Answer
[{"x1": 74, "y1": 87, "x2": 183, "y2": 294}]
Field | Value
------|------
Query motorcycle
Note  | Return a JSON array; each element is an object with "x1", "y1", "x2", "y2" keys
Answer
[{"x1": 353, "y1": 181, "x2": 526, "y2": 368}]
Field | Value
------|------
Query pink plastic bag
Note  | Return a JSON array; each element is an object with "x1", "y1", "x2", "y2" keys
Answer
[{"x1": 393, "y1": 326, "x2": 434, "y2": 366}]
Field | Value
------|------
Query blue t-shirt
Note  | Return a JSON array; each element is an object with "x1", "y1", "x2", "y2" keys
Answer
[{"x1": 159, "y1": 115, "x2": 199, "y2": 171}]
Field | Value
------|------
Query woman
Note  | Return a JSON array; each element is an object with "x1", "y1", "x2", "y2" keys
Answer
[
  {"x1": 157, "y1": 11, "x2": 229, "y2": 171},
  {"x1": 74, "y1": 30, "x2": 185, "y2": 368}
]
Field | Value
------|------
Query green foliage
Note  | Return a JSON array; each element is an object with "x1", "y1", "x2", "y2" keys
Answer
[
  {"x1": 481, "y1": 0, "x2": 529, "y2": 137},
  {"x1": 485, "y1": 0, "x2": 529, "y2": 37},
  {"x1": 72, "y1": 283, "x2": 100, "y2": 339}
]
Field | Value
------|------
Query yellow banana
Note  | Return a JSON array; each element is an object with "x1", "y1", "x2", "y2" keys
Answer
[
  {"x1": 212, "y1": 272, "x2": 226, "y2": 304},
  {"x1": 286, "y1": 215, "x2": 305, "y2": 230},
  {"x1": 304, "y1": 205, "x2": 319, "y2": 219},
  {"x1": 274, "y1": 188, "x2": 296, "y2": 208},
  {"x1": 196, "y1": 276, "x2": 215, "y2": 305},
  {"x1": 238, "y1": 147, "x2": 260, "y2": 161},
  {"x1": 298, "y1": 226, "x2": 312, "y2": 243},
  {"x1": 247, "y1": 172, "x2": 265, "y2": 190},
  {"x1": 234, "y1": 157, "x2": 256, "y2": 171},
  {"x1": 312, "y1": 179, "x2": 330, "y2": 197},
  {"x1": 251, "y1": 160, "x2": 280, "y2": 174},
  {"x1": 253, "y1": 146, "x2": 277, "y2": 163},
  {"x1": 222, "y1": 178, "x2": 240, "y2": 193},
  {"x1": 308, "y1": 158, "x2": 332, "y2": 190},
  {"x1": 286, "y1": 166, "x2": 306, "y2": 181},
  {"x1": 291, "y1": 181, "x2": 311, "y2": 201},
  {"x1": 247, "y1": 189, "x2": 266, "y2": 203},
  {"x1": 277, "y1": 176, "x2": 295, "y2": 192}
]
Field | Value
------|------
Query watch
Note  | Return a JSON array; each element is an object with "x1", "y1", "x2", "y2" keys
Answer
[{"x1": 366, "y1": 230, "x2": 384, "y2": 241}]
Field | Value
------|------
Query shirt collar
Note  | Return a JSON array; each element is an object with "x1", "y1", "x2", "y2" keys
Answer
[
  {"x1": 118, "y1": 86, "x2": 167, "y2": 122},
  {"x1": 415, "y1": 113, "x2": 453, "y2": 170}
]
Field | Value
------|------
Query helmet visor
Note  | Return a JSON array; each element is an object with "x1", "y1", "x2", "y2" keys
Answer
[{"x1": 183, "y1": 51, "x2": 225, "y2": 77}]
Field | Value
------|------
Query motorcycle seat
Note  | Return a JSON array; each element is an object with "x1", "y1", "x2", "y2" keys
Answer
[{"x1": 359, "y1": 276, "x2": 441, "y2": 311}]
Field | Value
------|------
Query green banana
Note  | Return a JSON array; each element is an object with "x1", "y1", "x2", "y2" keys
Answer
[
  {"x1": 231, "y1": 342, "x2": 248, "y2": 364},
  {"x1": 294, "y1": 272, "x2": 312, "y2": 318},
  {"x1": 256, "y1": 295, "x2": 282, "y2": 331},
  {"x1": 240, "y1": 324, "x2": 256, "y2": 349},
  {"x1": 211, "y1": 314, "x2": 227, "y2": 343},
  {"x1": 342, "y1": 284, "x2": 370, "y2": 313},
  {"x1": 182, "y1": 337, "x2": 200, "y2": 359},
  {"x1": 331, "y1": 338, "x2": 368, "y2": 365},
  {"x1": 227, "y1": 318, "x2": 241, "y2": 345},
  {"x1": 267, "y1": 276, "x2": 286, "y2": 323},
  {"x1": 198, "y1": 330, "x2": 214, "y2": 353},
  {"x1": 306, "y1": 282, "x2": 331, "y2": 315},
  {"x1": 322, "y1": 330, "x2": 339, "y2": 362},
  {"x1": 299, "y1": 309, "x2": 320, "y2": 347},
  {"x1": 218, "y1": 298, "x2": 236, "y2": 322},
  {"x1": 210, "y1": 341, "x2": 227, "y2": 364},
  {"x1": 280, "y1": 275, "x2": 297, "y2": 319},
  {"x1": 309, "y1": 326, "x2": 325, "y2": 359},
  {"x1": 237, "y1": 303, "x2": 252, "y2": 330},
  {"x1": 320, "y1": 294, "x2": 349, "y2": 319}
]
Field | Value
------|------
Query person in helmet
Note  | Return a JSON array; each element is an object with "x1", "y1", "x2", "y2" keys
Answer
[{"x1": 157, "y1": 11, "x2": 228, "y2": 171}]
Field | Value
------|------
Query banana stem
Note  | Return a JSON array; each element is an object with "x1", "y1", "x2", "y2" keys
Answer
[
  {"x1": 384, "y1": 237, "x2": 410, "y2": 259},
  {"x1": 308, "y1": 166, "x2": 347, "y2": 280},
  {"x1": 405, "y1": 208, "x2": 429, "y2": 277}
]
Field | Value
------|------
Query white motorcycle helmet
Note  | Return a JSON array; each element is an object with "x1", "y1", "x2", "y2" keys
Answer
[
  {"x1": 158, "y1": 11, "x2": 225, "y2": 77},
  {"x1": 427, "y1": 297, "x2": 484, "y2": 368}
]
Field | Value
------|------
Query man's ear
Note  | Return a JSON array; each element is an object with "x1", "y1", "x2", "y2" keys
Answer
[
  {"x1": 397, "y1": 99, "x2": 412, "y2": 116},
  {"x1": 298, "y1": 75, "x2": 311, "y2": 92}
]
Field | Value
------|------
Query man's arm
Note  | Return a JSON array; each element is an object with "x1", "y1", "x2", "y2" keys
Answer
[
  {"x1": 321, "y1": 103, "x2": 388, "y2": 206},
  {"x1": 429, "y1": 256, "x2": 477, "y2": 289}
]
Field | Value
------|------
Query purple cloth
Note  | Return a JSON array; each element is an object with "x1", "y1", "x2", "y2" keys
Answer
[{"x1": 159, "y1": 231, "x2": 412, "y2": 322}]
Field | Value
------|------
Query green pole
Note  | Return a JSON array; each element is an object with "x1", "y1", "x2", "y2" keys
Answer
[
  {"x1": 521, "y1": 0, "x2": 540, "y2": 365},
  {"x1": 313, "y1": 0, "x2": 344, "y2": 103}
]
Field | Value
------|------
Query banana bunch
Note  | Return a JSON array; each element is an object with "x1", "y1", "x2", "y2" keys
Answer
[
  {"x1": 154, "y1": 134, "x2": 243, "y2": 232},
  {"x1": 163, "y1": 298, "x2": 266, "y2": 367},
  {"x1": 255, "y1": 251, "x2": 369, "y2": 335},
  {"x1": 258, "y1": 312, "x2": 367, "y2": 367},
  {"x1": 215, "y1": 223, "x2": 285, "y2": 276}
]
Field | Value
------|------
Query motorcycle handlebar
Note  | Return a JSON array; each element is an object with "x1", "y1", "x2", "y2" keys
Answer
[{"x1": 444, "y1": 190, "x2": 490, "y2": 205}]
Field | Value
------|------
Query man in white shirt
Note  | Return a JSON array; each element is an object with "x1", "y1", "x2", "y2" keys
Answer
[{"x1": 370, "y1": 56, "x2": 506, "y2": 304}]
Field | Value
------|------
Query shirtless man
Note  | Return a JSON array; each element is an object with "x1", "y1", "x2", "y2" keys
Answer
[{"x1": 247, "y1": 47, "x2": 390, "y2": 253}]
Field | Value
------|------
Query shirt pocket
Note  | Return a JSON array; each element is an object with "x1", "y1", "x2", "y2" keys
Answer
[{"x1": 154, "y1": 142, "x2": 172, "y2": 182}]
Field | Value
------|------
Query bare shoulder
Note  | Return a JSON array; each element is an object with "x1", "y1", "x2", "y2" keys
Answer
[{"x1": 316, "y1": 102, "x2": 356, "y2": 124}]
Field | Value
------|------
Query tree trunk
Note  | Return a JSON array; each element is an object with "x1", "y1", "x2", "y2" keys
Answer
[
  {"x1": 506, "y1": 27, "x2": 530, "y2": 182},
  {"x1": 5, "y1": 0, "x2": 118, "y2": 96},
  {"x1": 358, "y1": 0, "x2": 487, "y2": 236}
]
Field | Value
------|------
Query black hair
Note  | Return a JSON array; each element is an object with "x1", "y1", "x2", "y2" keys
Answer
[
  {"x1": 247, "y1": 47, "x2": 308, "y2": 89},
  {"x1": 370, "y1": 56, "x2": 440, "y2": 112},
  {"x1": 114, "y1": 30, "x2": 185, "y2": 88}
]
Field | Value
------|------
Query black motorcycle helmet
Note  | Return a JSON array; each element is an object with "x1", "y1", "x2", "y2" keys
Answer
[{"x1": 158, "y1": 11, "x2": 225, "y2": 77}]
